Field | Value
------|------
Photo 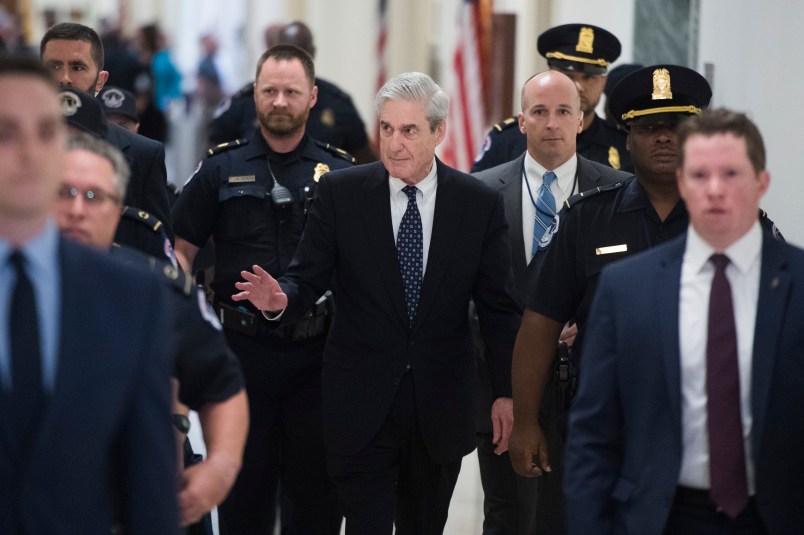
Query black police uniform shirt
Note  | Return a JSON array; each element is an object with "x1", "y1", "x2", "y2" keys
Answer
[
  {"x1": 471, "y1": 113, "x2": 632, "y2": 173},
  {"x1": 110, "y1": 244, "x2": 245, "y2": 410},
  {"x1": 208, "y1": 77, "x2": 369, "y2": 155},
  {"x1": 527, "y1": 176, "x2": 783, "y2": 355},
  {"x1": 115, "y1": 206, "x2": 177, "y2": 265},
  {"x1": 172, "y1": 128, "x2": 354, "y2": 313}
]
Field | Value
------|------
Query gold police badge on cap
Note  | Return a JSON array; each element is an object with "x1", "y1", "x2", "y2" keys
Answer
[
  {"x1": 321, "y1": 108, "x2": 335, "y2": 127},
  {"x1": 313, "y1": 163, "x2": 330, "y2": 182},
  {"x1": 651, "y1": 68, "x2": 673, "y2": 100},
  {"x1": 59, "y1": 91, "x2": 81, "y2": 116},
  {"x1": 576, "y1": 27, "x2": 595, "y2": 54}
]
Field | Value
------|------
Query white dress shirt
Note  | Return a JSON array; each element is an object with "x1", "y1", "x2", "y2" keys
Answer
[
  {"x1": 678, "y1": 222, "x2": 762, "y2": 494},
  {"x1": 389, "y1": 158, "x2": 438, "y2": 274},
  {"x1": 521, "y1": 153, "x2": 578, "y2": 264}
]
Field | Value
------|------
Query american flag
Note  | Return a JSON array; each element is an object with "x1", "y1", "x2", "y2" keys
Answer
[
  {"x1": 440, "y1": 0, "x2": 492, "y2": 172},
  {"x1": 374, "y1": 0, "x2": 389, "y2": 144}
]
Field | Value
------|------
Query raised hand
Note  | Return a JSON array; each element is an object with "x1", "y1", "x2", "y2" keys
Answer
[{"x1": 232, "y1": 265, "x2": 288, "y2": 312}]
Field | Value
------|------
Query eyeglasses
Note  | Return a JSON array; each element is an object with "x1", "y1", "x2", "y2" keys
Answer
[{"x1": 58, "y1": 184, "x2": 122, "y2": 206}]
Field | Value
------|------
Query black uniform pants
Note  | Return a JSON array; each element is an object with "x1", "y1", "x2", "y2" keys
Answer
[{"x1": 217, "y1": 330, "x2": 340, "y2": 535}]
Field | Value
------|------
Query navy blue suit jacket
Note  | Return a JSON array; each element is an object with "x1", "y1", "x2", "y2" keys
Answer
[
  {"x1": 565, "y1": 231, "x2": 804, "y2": 535},
  {"x1": 0, "y1": 238, "x2": 178, "y2": 534},
  {"x1": 278, "y1": 159, "x2": 521, "y2": 463}
]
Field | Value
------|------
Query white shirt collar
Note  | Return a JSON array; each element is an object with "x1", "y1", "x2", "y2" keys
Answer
[
  {"x1": 523, "y1": 152, "x2": 578, "y2": 195},
  {"x1": 685, "y1": 221, "x2": 763, "y2": 275},
  {"x1": 389, "y1": 158, "x2": 438, "y2": 199}
]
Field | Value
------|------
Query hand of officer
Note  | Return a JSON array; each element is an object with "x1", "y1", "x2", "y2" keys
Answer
[
  {"x1": 560, "y1": 322, "x2": 578, "y2": 348},
  {"x1": 232, "y1": 264, "x2": 288, "y2": 312},
  {"x1": 491, "y1": 396, "x2": 514, "y2": 455},
  {"x1": 508, "y1": 420, "x2": 551, "y2": 477},
  {"x1": 178, "y1": 457, "x2": 237, "y2": 526}
]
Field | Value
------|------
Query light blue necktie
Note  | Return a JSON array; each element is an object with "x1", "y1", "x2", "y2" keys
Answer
[
  {"x1": 532, "y1": 171, "x2": 557, "y2": 256},
  {"x1": 397, "y1": 185, "x2": 423, "y2": 325}
]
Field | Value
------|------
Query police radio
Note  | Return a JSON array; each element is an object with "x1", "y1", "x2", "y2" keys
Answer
[{"x1": 267, "y1": 159, "x2": 294, "y2": 208}]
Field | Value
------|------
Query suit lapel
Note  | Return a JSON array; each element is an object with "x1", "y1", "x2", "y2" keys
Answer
[
  {"x1": 576, "y1": 155, "x2": 603, "y2": 191},
  {"x1": 414, "y1": 160, "x2": 461, "y2": 332},
  {"x1": 750, "y1": 236, "x2": 790, "y2": 451},
  {"x1": 657, "y1": 236, "x2": 686, "y2": 432},
  {"x1": 498, "y1": 155, "x2": 527, "y2": 278},
  {"x1": 360, "y1": 162, "x2": 410, "y2": 326}
]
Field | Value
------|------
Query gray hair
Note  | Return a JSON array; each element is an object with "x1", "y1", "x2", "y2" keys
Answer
[
  {"x1": 67, "y1": 131, "x2": 130, "y2": 199},
  {"x1": 375, "y1": 72, "x2": 449, "y2": 132}
]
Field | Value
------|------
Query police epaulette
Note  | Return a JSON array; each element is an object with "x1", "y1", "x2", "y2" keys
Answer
[
  {"x1": 160, "y1": 263, "x2": 194, "y2": 296},
  {"x1": 564, "y1": 180, "x2": 627, "y2": 210},
  {"x1": 207, "y1": 138, "x2": 249, "y2": 157},
  {"x1": 493, "y1": 117, "x2": 518, "y2": 132},
  {"x1": 121, "y1": 206, "x2": 164, "y2": 233},
  {"x1": 315, "y1": 140, "x2": 355, "y2": 163}
]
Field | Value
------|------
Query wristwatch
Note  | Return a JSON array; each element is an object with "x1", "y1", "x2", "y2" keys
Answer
[{"x1": 172, "y1": 413, "x2": 191, "y2": 434}]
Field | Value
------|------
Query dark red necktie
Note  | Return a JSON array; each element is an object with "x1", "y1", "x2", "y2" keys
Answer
[{"x1": 706, "y1": 253, "x2": 749, "y2": 517}]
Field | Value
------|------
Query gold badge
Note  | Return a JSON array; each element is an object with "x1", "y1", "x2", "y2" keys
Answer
[
  {"x1": 576, "y1": 27, "x2": 595, "y2": 54},
  {"x1": 313, "y1": 163, "x2": 330, "y2": 182},
  {"x1": 651, "y1": 68, "x2": 673, "y2": 100},
  {"x1": 608, "y1": 147, "x2": 621, "y2": 170},
  {"x1": 321, "y1": 108, "x2": 335, "y2": 127},
  {"x1": 228, "y1": 175, "x2": 256, "y2": 183},
  {"x1": 138, "y1": 210, "x2": 149, "y2": 219}
]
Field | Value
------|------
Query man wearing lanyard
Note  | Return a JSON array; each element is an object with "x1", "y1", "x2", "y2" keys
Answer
[{"x1": 472, "y1": 70, "x2": 630, "y2": 533}]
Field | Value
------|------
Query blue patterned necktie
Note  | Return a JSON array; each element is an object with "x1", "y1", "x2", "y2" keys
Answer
[
  {"x1": 397, "y1": 185, "x2": 423, "y2": 325},
  {"x1": 532, "y1": 171, "x2": 557, "y2": 256}
]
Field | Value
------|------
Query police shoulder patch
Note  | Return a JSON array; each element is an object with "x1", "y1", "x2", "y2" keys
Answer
[
  {"x1": 564, "y1": 180, "x2": 628, "y2": 210},
  {"x1": 207, "y1": 138, "x2": 249, "y2": 157},
  {"x1": 121, "y1": 206, "x2": 164, "y2": 232},
  {"x1": 314, "y1": 139, "x2": 355, "y2": 163},
  {"x1": 493, "y1": 116, "x2": 518, "y2": 132}
]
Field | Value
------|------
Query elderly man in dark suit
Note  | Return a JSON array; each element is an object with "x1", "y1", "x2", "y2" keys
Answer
[
  {"x1": 231, "y1": 72, "x2": 521, "y2": 535},
  {"x1": 472, "y1": 70, "x2": 630, "y2": 534},
  {"x1": 0, "y1": 57, "x2": 176, "y2": 534},
  {"x1": 565, "y1": 109, "x2": 803, "y2": 535}
]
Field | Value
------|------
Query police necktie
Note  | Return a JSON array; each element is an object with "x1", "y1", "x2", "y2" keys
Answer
[
  {"x1": 706, "y1": 253, "x2": 749, "y2": 517},
  {"x1": 532, "y1": 171, "x2": 557, "y2": 257},
  {"x1": 7, "y1": 251, "x2": 45, "y2": 457},
  {"x1": 397, "y1": 185, "x2": 423, "y2": 325}
]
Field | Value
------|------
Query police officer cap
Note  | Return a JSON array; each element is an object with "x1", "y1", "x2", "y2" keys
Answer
[
  {"x1": 538, "y1": 23, "x2": 621, "y2": 75},
  {"x1": 604, "y1": 63, "x2": 643, "y2": 96},
  {"x1": 59, "y1": 87, "x2": 108, "y2": 139},
  {"x1": 98, "y1": 86, "x2": 139, "y2": 123},
  {"x1": 608, "y1": 64, "x2": 712, "y2": 128}
]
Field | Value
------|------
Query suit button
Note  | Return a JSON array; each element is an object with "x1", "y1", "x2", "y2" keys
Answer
[
  {"x1": 393, "y1": 378, "x2": 400, "y2": 386},
  {"x1": 408, "y1": 340, "x2": 415, "y2": 348}
]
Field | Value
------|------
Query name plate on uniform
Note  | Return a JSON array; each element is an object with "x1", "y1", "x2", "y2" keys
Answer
[
  {"x1": 595, "y1": 244, "x2": 628, "y2": 255},
  {"x1": 228, "y1": 175, "x2": 256, "y2": 184}
]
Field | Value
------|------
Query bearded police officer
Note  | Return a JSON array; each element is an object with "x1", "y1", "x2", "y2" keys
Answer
[{"x1": 172, "y1": 44, "x2": 353, "y2": 535}]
